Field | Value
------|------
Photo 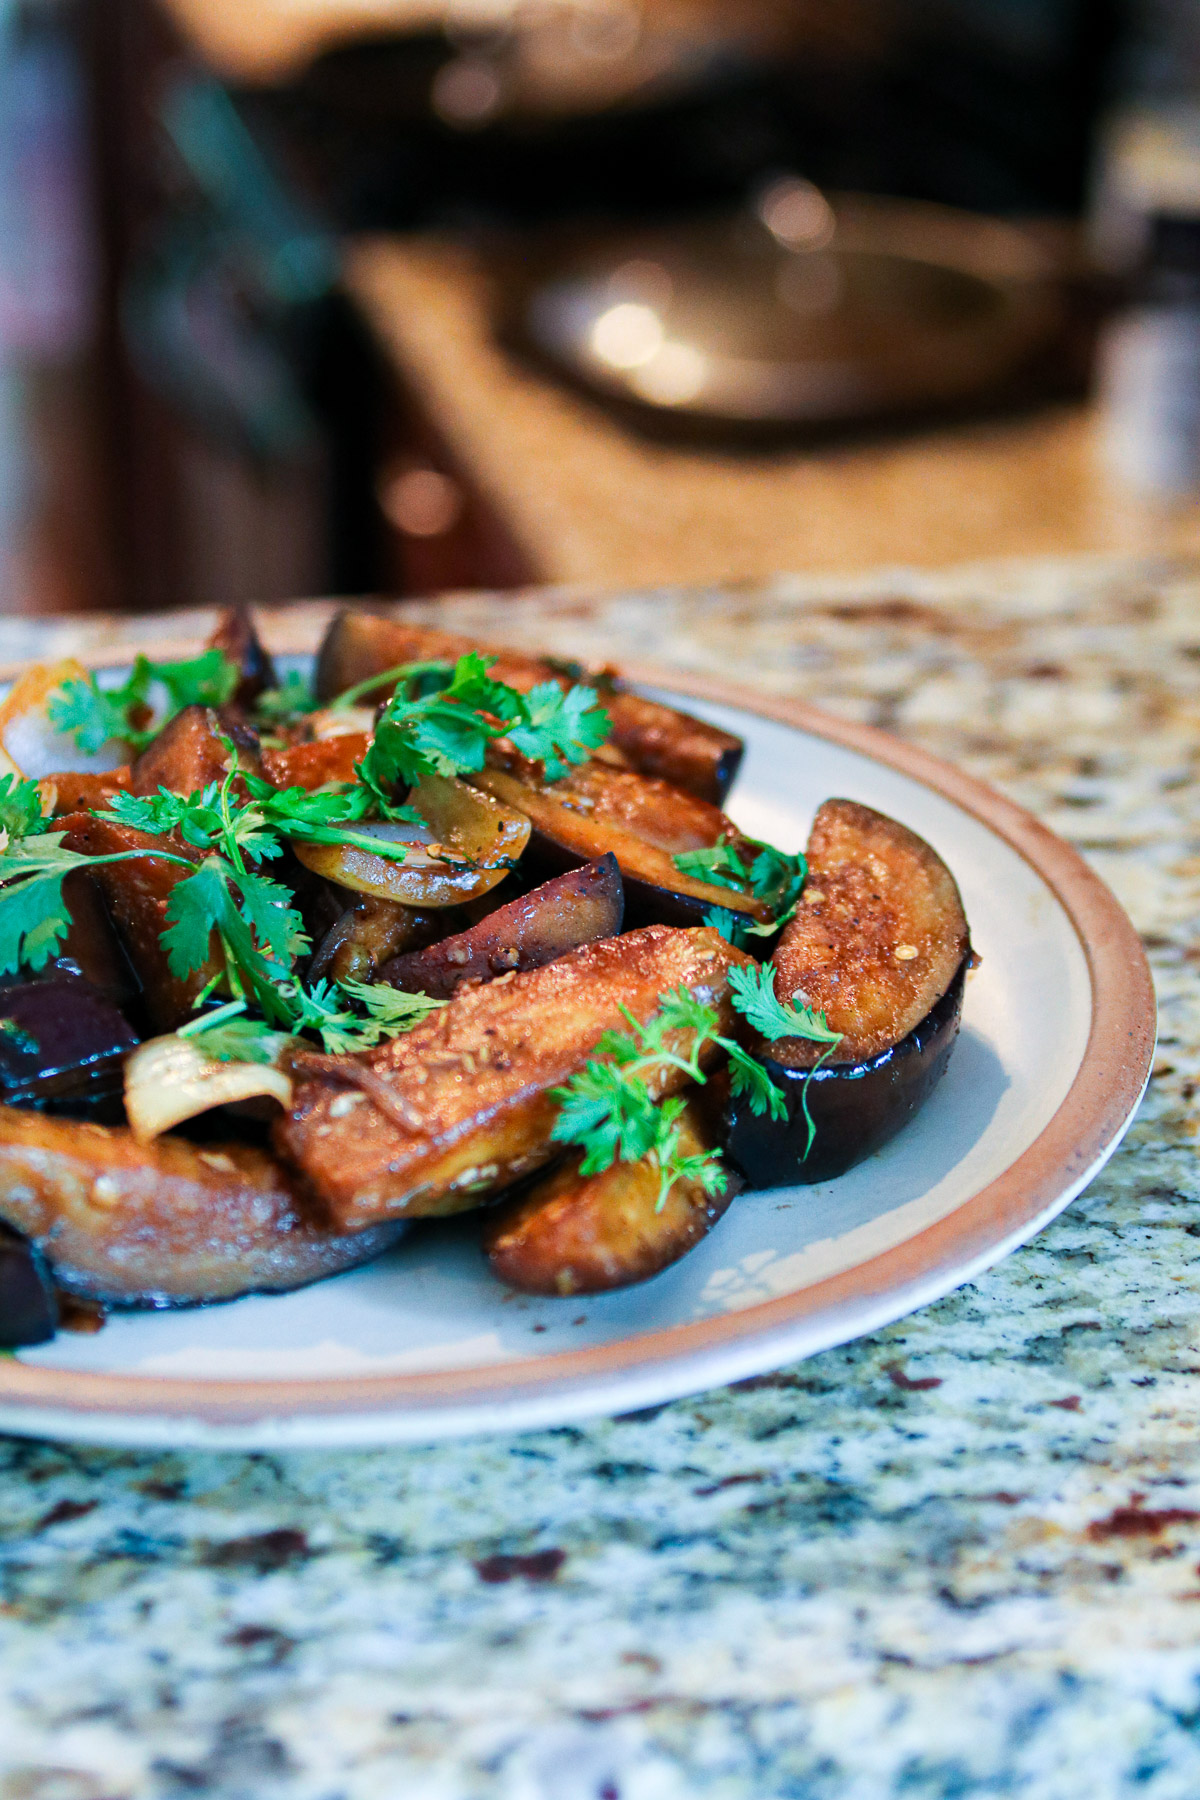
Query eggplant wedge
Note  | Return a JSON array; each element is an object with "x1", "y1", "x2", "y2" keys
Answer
[
  {"x1": 0, "y1": 1219, "x2": 58, "y2": 1346},
  {"x1": 724, "y1": 798, "x2": 970, "y2": 1187},
  {"x1": 308, "y1": 895, "x2": 458, "y2": 986},
  {"x1": 206, "y1": 605, "x2": 277, "y2": 708},
  {"x1": 261, "y1": 733, "x2": 370, "y2": 793},
  {"x1": 0, "y1": 1110, "x2": 406, "y2": 1307},
  {"x1": 482, "y1": 1096, "x2": 739, "y2": 1295},
  {"x1": 129, "y1": 703, "x2": 260, "y2": 798},
  {"x1": 313, "y1": 608, "x2": 743, "y2": 802},
  {"x1": 381, "y1": 855, "x2": 624, "y2": 999},
  {"x1": 57, "y1": 813, "x2": 221, "y2": 1031},
  {"x1": 275, "y1": 924, "x2": 749, "y2": 1228},
  {"x1": 472, "y1": 760, "x2": 769, "y2": 930}
]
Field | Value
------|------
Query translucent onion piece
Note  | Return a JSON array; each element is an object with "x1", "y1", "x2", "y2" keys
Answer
[
  {"x1": 0, "y1": 659, "x2": 127, "y2": 776},
  {"x1": 124, "y1": 1034, "x2": 293, "y2": 1143}
]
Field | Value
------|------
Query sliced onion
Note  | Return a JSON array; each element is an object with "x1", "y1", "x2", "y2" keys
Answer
[{"x1": 124, "y1": 1034, "x2": 293, "y2": 1143}]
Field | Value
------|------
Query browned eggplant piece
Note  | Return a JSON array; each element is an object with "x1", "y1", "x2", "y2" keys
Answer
[
  {"x1": 313, "y1": 608, "x2": 743, "y2": 802},
  {"x1": 0, "y1": 980, "x2": 137, "y2": 1115},
  {"x1": 770, "y1": 800, "x2": 970, "y2": 1065},
  {"x1": 261, "y1": 733, "x2": 370, "y2": 793},
  {"x1": 0, "y1": 1220, "x2": 58, "y2": 1346},
  {"x1": 129, "y1": 704, "x2": 261, "y2": 798},
  {"x1": 381, "y1": 855, "x2": 624, "y2": 998},
  {"x1": 275, "y1": 924, "x2": 750, "y2": 1228},
  {"x1": 724, "y1": 965, "x2": 966, "y2": 1186},
  {"x1": 482, "y1": 1096, "x2": 739, "y2": 1295},
  {"x1": 41, "y1": 766, "x2": 131, "y2": 816},
  {"x1": 472, "y1": 760, "x2": 769, "y2": 930},
  {"x1": 206, "y1": 605, "x2": 277, "y2": 707},
  {"x1": 724, "y1": 799, "x2": 970, "y2": 1187},
  {"x1": 57, "y1": 812, "x2": 220, "y2": 1031},
  {"x1": 0, "y1": 1110, "x2": 407, "y2": 1307},
  {"x1": 308, "y1": 894, "x2": 455, "y2": 986}
]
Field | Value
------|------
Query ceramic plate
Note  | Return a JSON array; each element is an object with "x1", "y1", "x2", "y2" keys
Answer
[{"x1": 0, "y1": 653, "x2": 1155, "y2": 1448}]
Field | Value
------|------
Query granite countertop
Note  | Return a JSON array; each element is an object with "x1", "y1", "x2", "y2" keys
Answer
[{"x1": 3, "y1": 553, "x2": 1200, "y2": 1799}]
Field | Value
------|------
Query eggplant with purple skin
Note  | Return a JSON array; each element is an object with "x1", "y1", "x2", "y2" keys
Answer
[
  {"x1": 313, "y1": 608, "x2": 744, "y2": 803},
  {"x1": 381, "y1": 855, "x2": 624, "y2": 998},
  {"x1": 0, "y1": 1219, "x2": 58, "y2": 1346},
  {"x1": 206, "y1": 605, "x2": 277, "y2": 708},
  {"x1": 0, "y1": 980, "x2": 137, "y2": 1119},
  {"x1": 724, "y1": 799, "x2": 971, "y2": 1186},
  {"x1": 471, "y1": 759, "x2": 770, "y2": 931}
]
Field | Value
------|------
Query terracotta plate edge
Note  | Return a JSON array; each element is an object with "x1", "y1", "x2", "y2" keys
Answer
[{"x1": 0, "y1": 645, "x2": 1157, "y2": 1423}]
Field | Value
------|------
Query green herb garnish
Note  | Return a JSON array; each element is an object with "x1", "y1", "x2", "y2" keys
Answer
[
  {"x1": 48, "y1": 650, "x2": 240, "y2": 755},
  {"x1": 675, "y1": 838, "x2": 807, "y2": 946}
]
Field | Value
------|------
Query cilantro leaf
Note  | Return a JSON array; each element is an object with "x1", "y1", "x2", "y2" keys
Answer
[
  {"x1": 727, "y1": 961, "x2": 841, "y2": 1046},
  {"x1": 677, "y1": 838, "x2": 806, "y2": 930},
  {"x1": 506, "y1": 681, "x2": 610, "y2": 781},
  {"x1": 48, "y1": 650, "x2": 238, "y2": 755},
  {"x1": 0, "y1": 774, "x2": 49, "y2": 845},
  {"x1": 253, "y1": 669, "x2": 318, "y2": 724}
]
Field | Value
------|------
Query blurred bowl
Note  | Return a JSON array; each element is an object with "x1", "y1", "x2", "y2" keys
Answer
[{"x1": 498, "y1": 192, "x2": 1066, "y2": 431}]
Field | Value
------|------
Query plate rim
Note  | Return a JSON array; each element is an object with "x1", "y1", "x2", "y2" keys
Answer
[{"x1": 0, "y1": 648, "x2": 1156, "y2": 1435}]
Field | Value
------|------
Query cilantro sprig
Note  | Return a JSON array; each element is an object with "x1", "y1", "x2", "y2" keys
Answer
[
  {"x1": 676, "y1": 839, "x2": 807, "y2": 948},
  {"x1": 356, "y1": 652, "x2": 611, "y2": 803},
  {"x1": 48, "y1": 650, "x2": 240, "y2": 755},
  {"x1": 180, "y1": 981, "x2": 445, "y2": 1062},
  {"x1": 550, "y1": 983, "x2": 786, "y2": 1211},
  {"x1": 0, "y1": 774, "x2": 193, "y2": 977}
]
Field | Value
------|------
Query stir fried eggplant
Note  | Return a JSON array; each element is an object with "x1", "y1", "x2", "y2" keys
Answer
[
  {"x1": 0, "y1": 1110, "x2": 405, "y2": 1306},
  {"x1": 0, "y1": 1219, "x2": 57, "y2": 1346},
  {"x1": 314, "y1": 608, "x2": 743, "y2": 802},
  {"x1": 473, "y1": 760, "x2": 769, "y2": 928},
  {"x1": 276, "y1": 925, "x2": 749, "y2": 1228},
  {"x1": 0, "y1": 609, "x2": 973, "y2": 1334},
  {"x1": 724, "y1": 799, "x2": 971, "y2": 1187},
  {"x1": 381, "y1": 855, "x2": 624, "y2": 998},
  {"x1": 483, "y1": 1096, "x2": 738, "y2": 1295}
]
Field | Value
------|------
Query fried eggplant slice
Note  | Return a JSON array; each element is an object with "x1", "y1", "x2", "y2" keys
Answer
[
  {"x1": 308, "y1": 895, "x2": 452, "y2": 986},
  {"x1": 770, "y1": 799, "x2": 970, "y2": 1066},
  {"x1": 17, "y1": 868, "x2": 140, "y2": 1009},
  {"x1": 0, "y1": 1219, "x2": 58, "y2": 1346},
  {"x1": 313, "y1": 608, "x2": 743, "y2": 802},
  {"x1": 380, "y1": 855, "x2": 624, "y2": 998},
  {"x1": 0, "y1": 1110, "x2": 406, "y2": 1307},
  {"x1": 275, "y1": 924, "x2": 750, "y2": 1228},
  {"x1": 482, "y1": 1096, "x2": 739, "y2": 1295},
  {"x1": 472, "y1": 760, "x2": 769, "y2": 929},
  {"x1": 129, "y1": 703, "x2": 259, "y2": 798},
  {"x1": 206, "y1": 605, "x2": 277, "y2": 707},
  {"x1": 723, "y1": 798, "x2": 970, "y2": 1187},
  {"x1": 57, "y1": 812, "x2": 220, "y2": 1031},
  {"x1": 724, "y1": 964, "x2": 966, "y2": 1187},
  {"x1": 41, "y1": 765, "x2": 131, "y2": 816},
  {"x1": 261, "y1": 733, "x2": 370, "y2": 793}
]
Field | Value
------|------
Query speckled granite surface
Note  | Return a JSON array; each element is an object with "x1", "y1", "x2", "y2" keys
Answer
[{"x1": 3, "y1": 554, "x2": 1200, "y2": 1800}]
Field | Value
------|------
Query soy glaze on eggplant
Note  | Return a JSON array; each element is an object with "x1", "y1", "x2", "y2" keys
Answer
[{"x1": 725, "y1": 799, "x2": 971, "y2": 1187}]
